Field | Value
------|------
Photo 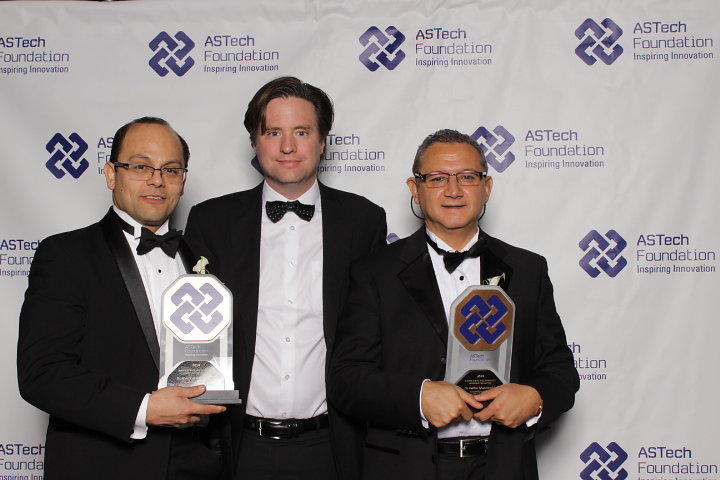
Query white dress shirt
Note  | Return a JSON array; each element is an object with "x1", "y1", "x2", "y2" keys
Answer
[
  {"x1": 245, "y1": 180, "x2": 327, "y2": 420},
  {"x1": 420, "y1": 229, "x2": 538, "y2": 438},
  {"x1": 112, "y1": 207, "x2": 186, "y2": 440}
]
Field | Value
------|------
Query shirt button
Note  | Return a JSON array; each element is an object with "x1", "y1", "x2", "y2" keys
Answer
[
  {"x1": 290, "y1": 225, "x2": 296, "y2": 231},
  {"x1": 288, "y1": 299, "x2": 294, "y2": 304},
  {"x1": 285, "y1": 337, "x2": 291, "y2": 343},
  {"x1": 284, "y1": 374, "x2": 290, "y2": 381},
  {"x1": 289, "y1": 261, "x2": 295, "y2": 268},
  {"x1": 281, "y1": 412, "x2": 287, "y2": 418}
]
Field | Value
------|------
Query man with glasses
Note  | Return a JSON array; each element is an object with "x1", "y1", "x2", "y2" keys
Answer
[
  {"x1": 329, "y1": 129, "x2": 578, "y2": 480},
  {"x1": 18, "y1": 117, "x2": 225, "y2": 480}
]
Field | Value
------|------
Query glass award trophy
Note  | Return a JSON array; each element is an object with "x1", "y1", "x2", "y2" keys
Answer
[
  {"x1": 445, "y1": 285, "x2": 515, "y2": 395},
  {"x1": 158, "y1": 274, "x2": 242, "y2": 404}
]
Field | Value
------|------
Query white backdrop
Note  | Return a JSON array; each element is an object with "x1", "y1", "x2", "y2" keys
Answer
[{"x1": 1, "y1": 1, "x2": 719, "y2": 478}]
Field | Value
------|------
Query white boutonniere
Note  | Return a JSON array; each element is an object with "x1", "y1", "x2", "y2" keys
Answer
[
  {"x1": 483, "y1": 273, "x2": 505, "y2": 286},
  {"x1": 192, "y1": 256, "x2": 209, "y2": 275}
]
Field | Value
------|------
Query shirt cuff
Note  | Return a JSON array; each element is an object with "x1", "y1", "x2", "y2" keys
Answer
[
  {"x1": 130, "y1": 393, "x2": 151, "y2": 440},
  {"x1": 419, "y1": 379, "x2": 430, "y2": 429},
  {"x1": 525, "y1": 411, "x2": 541, "y2": 428}
]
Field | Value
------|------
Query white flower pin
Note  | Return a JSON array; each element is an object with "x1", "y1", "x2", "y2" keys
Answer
[
  {"x1": 484, "y1": 273, "x2": 505, "y2": 286},
  {"x1": 192, "y1": 256, "x2": 209, "y2": 275}
]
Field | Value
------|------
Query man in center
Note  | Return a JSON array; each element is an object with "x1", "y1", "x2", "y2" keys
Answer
[{"x1": 185, "y1": 77, "x2": 387, "y2": 479}]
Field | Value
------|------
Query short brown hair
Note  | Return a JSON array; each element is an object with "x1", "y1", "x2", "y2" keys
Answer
[
  {"x1": 244, "y1": 76, "x2": 334, "y2": 144},
  {"x1": 412, "y1": 129, "x2": 486, "y2": 173}
]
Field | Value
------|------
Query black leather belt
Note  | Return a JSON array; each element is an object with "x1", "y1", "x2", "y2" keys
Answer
[
  {"x1": 437, "y1": 436, "x2": 489, "y2": 458},
  {"x1": 243, "y1": 414, "x2": 329, "y2": 440}
]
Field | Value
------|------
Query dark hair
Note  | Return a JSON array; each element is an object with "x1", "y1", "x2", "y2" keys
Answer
[
  {"x1": 109, "y1": 116, "x2": 190, "y2": 166},
  {"x1": 412, "y1": 129, "x2": 487, "y2": 173},
  {"x1": 244, "y1": 76, "x2": 334, "y2": 144}
]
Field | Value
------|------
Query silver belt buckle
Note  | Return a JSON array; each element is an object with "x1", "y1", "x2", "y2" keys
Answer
[
  {"x1": 459, "y1": 438, "x2": 470, "y2": 458},
  {"x1": 258, "y1": 418, "x2": 288, "y2": 440},
  {"x1": 259, "y1": 420, "x2": 279, "y2": 440}
]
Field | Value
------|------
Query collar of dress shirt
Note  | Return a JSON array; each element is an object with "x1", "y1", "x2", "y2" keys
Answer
[
  {"x1": 261, "y1": 179, "x2": 322, "y2": 212},
  {"x1": 426, "y1": 228, "x2": 479, "y2": 253},
  {"x1": 112, "y1": 205, "x2": 170, "y2": 239}
]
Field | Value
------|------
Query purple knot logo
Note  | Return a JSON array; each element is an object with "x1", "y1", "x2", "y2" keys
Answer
[
  {"x1": 575, "y1": 18, "x2": 624, "y2": 66},
  {"x1": 579, "y1": 229, "x2": 627, "y2": 278},
  {"x1": 359, "y1": 26, "x2": 406, "y2": 71},
  {"x1": 170, "y1": 282, "x2": 224, "y2": 335},
  {"x1": 459, "y1": 294, "x2": 509, "y2": 345},
  {"x1": 45, "y1": 133, "x2": 89, "y2": 179},
  {"x1": 149, "y1": 31, "x2": 195, "y2": 77},
  {"x1": 471, "y1": 126, "x2": 515, "y2": 173},
  {"x1": 580, "y1": 442, "x2": 628, "y2": 480}
]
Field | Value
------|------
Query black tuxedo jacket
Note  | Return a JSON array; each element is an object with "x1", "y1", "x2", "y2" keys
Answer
[
  {"x1": 17, "y1": 209, "x2": 218, "y2": 480},
  {"x1": 184, "y1": 182, "x2": 387, "y2": 479},
  {"x1": 328, "y1": 227, "x2": 579, "y2": 480}
]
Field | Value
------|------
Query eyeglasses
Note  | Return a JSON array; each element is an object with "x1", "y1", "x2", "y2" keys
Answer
[
  {"x1": 113, "y1": 162, "x2": 188, "y2": 183},
  {"x1": 413, "y1": 170, "x2": 487, "y2": 188}
]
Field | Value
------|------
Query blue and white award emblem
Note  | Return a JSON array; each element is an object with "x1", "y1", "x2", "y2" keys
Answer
[{"x1": 445, "y1": 285, "x2": 515, "y2": 394}]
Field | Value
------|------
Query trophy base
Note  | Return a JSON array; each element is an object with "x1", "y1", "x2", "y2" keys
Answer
[
  {"x1": 457, "y1": 369, "x2": 503, "y2": 396},
  {"x1": 192, "y1": 390, "x2": 243, "y2": 405}
]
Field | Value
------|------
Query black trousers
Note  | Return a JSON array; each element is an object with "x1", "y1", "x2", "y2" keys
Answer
[
  {"x1": 234, "y1": 428, "x2": 337, "y2": 480},
  {"x1": 437, "y1": 452, "x2": 487, "y2": 480},
  {"x1": 167, "y1": 428, "x2": 223, "y2": 480}
]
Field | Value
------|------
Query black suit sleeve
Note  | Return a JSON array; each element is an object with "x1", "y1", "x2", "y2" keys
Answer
[
  {"x1": 329, "y1": 261, "x2": 426, "y2": 432},
  {"x1": 367, "y1": 206, "x2": 387, "y2": 252},
  {"x1": 17, "y1": 238, "x2": 146, "y2": 443},
  {"x1": 525, "y1": 257, "x2": 579, "y2": 430}
]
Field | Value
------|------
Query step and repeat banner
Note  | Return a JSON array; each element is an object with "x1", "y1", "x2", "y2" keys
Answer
[{"x1": 1, "y1": 0, "x2": 719, "y2": 478}]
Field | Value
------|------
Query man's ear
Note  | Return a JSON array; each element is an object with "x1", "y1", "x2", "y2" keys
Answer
[
  {"x1": 104, "y1": 162, "x2": 116, "y2": 190},
  {"x1": 406, "y1": 177, "x2": 419, "y2": 203},
  {"x1": 484, "y1": 176, "x2": 494, "y2": 201}
]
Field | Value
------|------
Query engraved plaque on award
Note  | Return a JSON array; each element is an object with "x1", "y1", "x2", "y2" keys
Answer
[
  {"x1": 158, "y1": 274, "x2": 242, "y2": 404},
  {"x1": 445, "y1": 285, "x2": 515, "y2": 395}
]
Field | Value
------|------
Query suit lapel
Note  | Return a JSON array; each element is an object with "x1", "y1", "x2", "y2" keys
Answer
[
  {"x1": 319, "y1": 183, "x2": 353, "y2": 347},
  {"x1": 398, "y1": 228, "x2": 449, "y2": 345},
  {"x1": 100, "y1": 209, "x2": 159, "y2": 369},
  {"x1": 231, "y1": 184, "x2": 263, "y2": 366},
  {"x1": 177, "y1": 238, "x2": 195, "y2": 274},
  {"x1": 480, "y1": 229, "x2": 514, "y2": 290}
]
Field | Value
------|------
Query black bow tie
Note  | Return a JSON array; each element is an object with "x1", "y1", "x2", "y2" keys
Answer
[
  {"x1": 426, "y1": 234, "x2": 486, "y2": 273},
  {"x1": 137, "y1": 227, "x2": 182, "y2": 257},
  {"x1": 265, "y1": 200, "x2": 315, "y2": 223}
]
